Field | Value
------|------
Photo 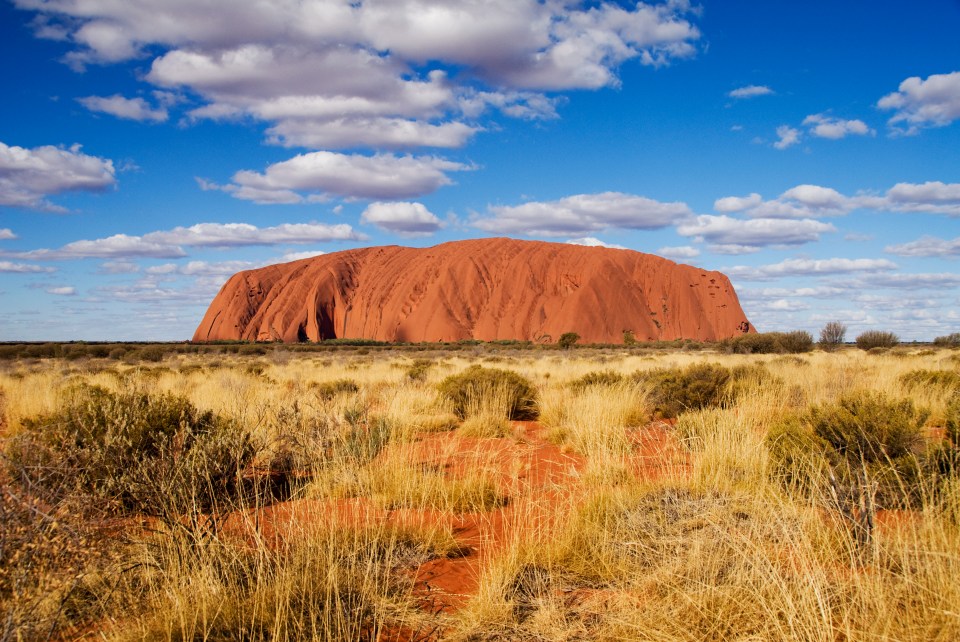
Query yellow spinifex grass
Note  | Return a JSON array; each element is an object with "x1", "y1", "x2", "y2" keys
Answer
[{"x1": 2, "y1": 345, "x2": 960, "y2": 641}]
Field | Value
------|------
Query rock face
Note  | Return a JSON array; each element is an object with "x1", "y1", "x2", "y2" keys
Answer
[{"x1": 192, "y1": 238, "x2": 753, "y2": 344}]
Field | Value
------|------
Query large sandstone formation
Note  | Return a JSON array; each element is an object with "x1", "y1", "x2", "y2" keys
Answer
[{"x1": 192, "y1": 238, "x2": 753, "y2": 344}]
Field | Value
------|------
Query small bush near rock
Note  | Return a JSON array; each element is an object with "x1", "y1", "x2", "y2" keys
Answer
[
  {"x1": 635, "y1": 363, "x2": 731, "y2": 419},
  {"x1": 856, "y1": 330, "x2": 900, "y2": 350},
  {"x1": 722, "y1": 331, "x2": 813, "y2": 354},
  {"x1": 438, "y1": 366, "x2": 539, "y2": 420}
]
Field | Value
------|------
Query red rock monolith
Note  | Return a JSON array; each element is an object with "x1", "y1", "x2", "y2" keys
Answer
[{"x1": 192, "y1": 237, "x2": 753, "y2": 343}]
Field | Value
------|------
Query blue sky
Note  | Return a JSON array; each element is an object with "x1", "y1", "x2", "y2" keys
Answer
[{"x1": 1, "y1": 0, "x2": 959, "y2": 341}]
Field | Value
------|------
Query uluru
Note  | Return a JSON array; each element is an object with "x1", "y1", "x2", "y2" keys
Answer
[{"x1": 192, "y1": 237, "x2": 753, "y2": 344}]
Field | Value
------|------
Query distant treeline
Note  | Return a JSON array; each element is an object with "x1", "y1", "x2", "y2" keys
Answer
[{"x1": 0, "y1": 332, "x2": 945, "y2": 361}]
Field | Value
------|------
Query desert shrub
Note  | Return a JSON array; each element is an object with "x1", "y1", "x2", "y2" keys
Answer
[
  {"x1": 856, "y1": 330, "x2": 900, "y2": 350},
  {"x1": 722, "y1": 331, "x2": 813, "y2": 354},
  {"x1": 569, "y1": 370, "x2": 624, "y2": 389},
  {"x1": 313, "y1": 378, "x2": 360, "y2": 400},
  {"x1": 899, "y1": 369, "x2": 960, "y2": 391},
  {"x1": 557, "y1": 332, "x2": 580, "y2": 349},
  {"x1": 635, "y1": 363, "x2": 730, "y2": 419},
  {"x1": 818, "y1": 320, "x2": 847, "y2": 351},
  {"x1": 6, "y1": 385, "x2": 262, "y2": 517},
  {"x1": 933, "y1": 332, "x2": 960, "y2": 348},
  {"x1": 438, "y1": 366, "x2": 538, "y2": 420},
  {"x1": 405, "y1": 358, "x2": 433, "y2": 382},
  {"x1": 768, "y1": 391, "x2": 930, "y2": 507}
]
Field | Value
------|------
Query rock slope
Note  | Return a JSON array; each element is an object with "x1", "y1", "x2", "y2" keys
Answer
[{"x1": 192, "y1": 238, "x2": 753, "y2": 343}]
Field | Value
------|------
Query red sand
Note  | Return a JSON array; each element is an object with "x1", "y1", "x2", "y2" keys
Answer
[{"x1": 193, "y1": 237, "x2": 753, "y2": 344}]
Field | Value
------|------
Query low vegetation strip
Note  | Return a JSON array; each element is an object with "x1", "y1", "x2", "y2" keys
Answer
[{"x1": 0, "y1": 346, "x2": 958, "y2": 640}]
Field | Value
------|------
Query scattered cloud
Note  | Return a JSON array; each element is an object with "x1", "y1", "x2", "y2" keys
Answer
[
  {"x1": 657, "y1": 245, "x2": 700, "y2": 259},
  {"x1": 217, "y1": 152, "x2": 473, "y2": 203},
  {"x1": 20, "y1": 1, "x2": 701, "y2": 151},
  {"x1": 565, "y1": 237, "x2": 627, "y2": 249},
  {"x1": 278, "y1": 250, "x2": 326, "y2": 262},
  {"x1": 46, "y1": 286, "x2": 76, "y2": 295},
  {"x1": 78, "y1": 94, "x2": 168, "y2": 122},
  {"x1": 727, "y1": 257, "x2": 897, "y2": 281},
  {"x1": 728, "y1": 85, "x2": 773, "y2": 99},
  {"x1": 802, "y1": 113, "x2": 874, "y2": 139},
  {"x1": 878, "y1": 71, "x2": 960, "y2": 134},
  {"x1": 475, "y1": 192, "x2": 691, "y2": 236},
  {"x1": 4, "y1": 222, "x2": 365, "y2": 260},
  {"x1": 713, "y1": 181, "x2": 960, "y2": 219},
  {"x1": 885, "y1": 235, "x2": 960, "y2": 257},
  {"x1": 98, "y1": 260, "x2": 140, "y2": 274},
  {"x1": 773, "y1": 125, "x2": 800, "y2": 150},
  {"x1": 677, "y1": 215, "x2": 835, "y2": 249},
  {"x1": 0, "y1": 261, "x2": 55, "y2": 273},
  {"x1": 361, "y1": 201, "x2": 442, "y2": 237},
  {"x1": 0, "y1": 228, "x2": 16, "y2": 240},
  {"x1": 0, "y1": 141, "x2": 116, "y2": 211}
]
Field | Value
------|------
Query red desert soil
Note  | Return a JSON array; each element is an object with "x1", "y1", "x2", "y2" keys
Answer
[
  {"x1": 193, "y1": 237, "x2": 754, "y2": 344},
  {"x1": 252, "y1": 421, "x2": 690, "y2": 619}
]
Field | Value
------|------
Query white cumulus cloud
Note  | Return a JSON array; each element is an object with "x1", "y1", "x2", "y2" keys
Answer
[
  {"x1": 677, "y1": 215, "x2": 835, "y2": 249},
  {"x1": 361, "y1": 202, "x2": 443, "y2": 237},
  {"x1": 565, "y1": 237, "x2": 627, "y2": 249},
  {"x1": 0, "y1": 142, "x2": 116, "y2": 211},
  {"x1": 221, "y1": 151, "x2": 473, "y2": 203},
  {"x1": 773, "y1": 125, "x2": 801, "y2": 150},
  {"x1": 728, "y1": 85, "x2": 773, "y2": 99},
  {"x1": 474, "y1": 192, "x2": 691, "y2": 236},
  {"x1": 878, "y1": 71, "x2": 960, "y2": 134},
  {"x1": 78, "y1": 94, "x2": 168, "y2": 122},
  {"x1": 803, "y1": 113, "x2": 874, "y2": 139}
]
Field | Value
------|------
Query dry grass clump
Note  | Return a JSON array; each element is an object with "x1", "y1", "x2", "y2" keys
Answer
[
  {"x1": 119, "y1": 519, "x2": 458, "y2": 642},
  {"x1": 635, "y1": 362, "x2": 731, "y2": 418},
  {"x1": 438, "y1": 365, "x2": 538, "y2": 420}
]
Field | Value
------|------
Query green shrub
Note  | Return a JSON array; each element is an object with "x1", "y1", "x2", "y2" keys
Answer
[
  {"x1": 635, "y1": 363, "x2": 731, "y2": 418},
  {"x1": 768, "y1": 391, "x2": 930, "y2": 507},
  {"x1": 6, "y1": 385, "x2": 262, "y2": 516},
  {"x1": 726, "y1": 363, "x2": 781, "y2": 401},
  {"x1": 313, "y1": 378, "x2": 360, "y2": 400},
  {"x1": 557, "y1": 332, "x2": 580, "y2": 349},
  {"x1": 569, "y1": 370, "x2": 624, "y2": 389},
  {"x1": 899, "y1": 369, "x2": 960, "y2": 391},
  {"x1": 722, "y1": 331, "x2": 813, "y2": 354},
  {"x1": 855, "y1": 330, "x2": 900, "y2": 350},
  {"x1": 405, "y1": 359, "x2": 433, "y2": 382},
  {"x1": 438, "y1": 366, "x2": 539, "y2": 420}
]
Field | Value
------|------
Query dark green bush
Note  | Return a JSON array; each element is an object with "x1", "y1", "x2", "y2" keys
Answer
[
  {"x1": 569, "y1": 370, "x2": 624, "y2": 389},
  {"x1": 438, "y1": 366, "x2": 539, "y2": 420},
  {"x1": 557, "y1": 332, "x2": 580, "y2": 349},
  {"x1": 635, "y1": 363, "x2": 731, "y2": 418},
  {"x1": 855, "y1": 330, "x2": 899, "y2": 350},
  {"x1": 6, "y1": 385, "x2": 262, "y2": 516},
  {"x1": 768, "y1": 391, "x2": 931, "y2": 507},
  {"x1": 722, "y1": 331, "x2": 813, "y2": 354}
]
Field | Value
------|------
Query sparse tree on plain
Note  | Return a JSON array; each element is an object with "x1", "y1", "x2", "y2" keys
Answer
[{"x1": 819, "y1": 321, "x2": 847, "y2": 351}]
